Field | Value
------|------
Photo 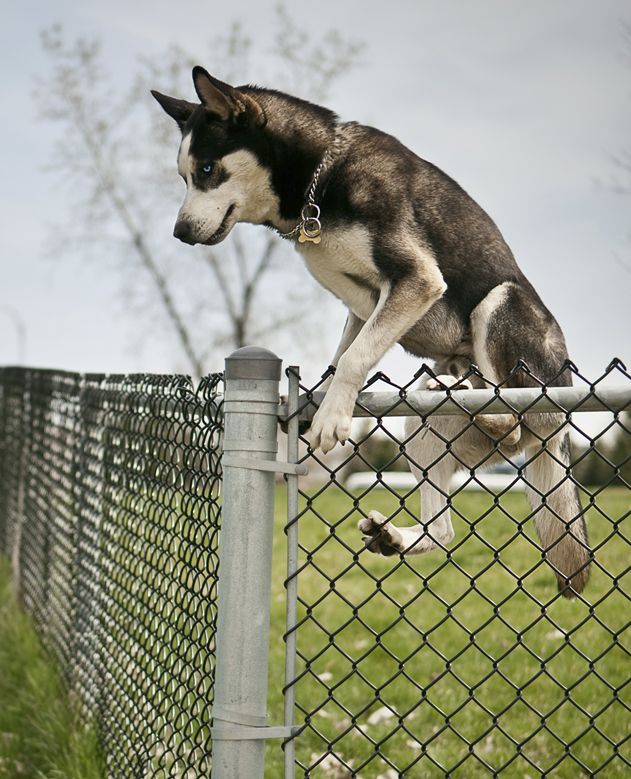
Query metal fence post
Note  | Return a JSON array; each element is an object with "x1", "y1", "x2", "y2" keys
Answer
[{"x1": 211, "y1": 346, "x2": 283, "y2": 778}]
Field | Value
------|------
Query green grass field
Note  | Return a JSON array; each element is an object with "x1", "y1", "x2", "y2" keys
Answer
[
  {"x1": 265, "y1": 485, "x2": 630, "y2": 778},
  {"x1": 0, "y1": 556, "x2": 102, "y2": 779},
  {"x1": 1, "y1": 485, "x2": 628, "y2": 778}
]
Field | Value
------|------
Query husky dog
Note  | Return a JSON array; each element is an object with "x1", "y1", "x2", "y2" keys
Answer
[{"x1": 152, "y1": 67, "x2": 590, "y2": 596}]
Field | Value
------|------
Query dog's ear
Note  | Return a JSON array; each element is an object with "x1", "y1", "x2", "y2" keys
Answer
[
  {"x1": 192, "y1": 66, "x2": 265, "y2": 127},
  {"x1": 192, "y1": 67, "x2": 233, "y2": 120},
  {"x1": 151, "y1": 91, "x2": 197, "y2": 131}
]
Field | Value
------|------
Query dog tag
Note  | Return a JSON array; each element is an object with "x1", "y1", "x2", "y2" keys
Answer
[
  {"x1": 298, "y1": 226, "x2": 321, "y2": 244},
  {"x1": 298, "y1": 216, "x2": 322, "y2": 244}
]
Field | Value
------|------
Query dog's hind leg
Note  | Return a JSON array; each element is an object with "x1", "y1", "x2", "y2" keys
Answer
[
  {"x1": 523, "y1": 433, "x2": 591, "y2": 597},
  {"x1": 359, "y1": 374, "x2": 498, "y2": 557},
  {"x1": 469, "y1": 282, "x2": 590, "y2": 595},
  {"x1": 469, "y1": 283, "x2": 533, "y2": 447},
  {"x1": 359, "y1": 422, "x2": 457, "y2": 555}
]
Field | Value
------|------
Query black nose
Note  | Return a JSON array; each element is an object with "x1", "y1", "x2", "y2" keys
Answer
[{"x1": 173, "y1": 220, "x2": 195, "y2": 244}]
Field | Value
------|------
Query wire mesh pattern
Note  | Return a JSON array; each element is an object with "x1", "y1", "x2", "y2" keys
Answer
[
  {"x1": 284, "y1": 360, "x2": 630, "y2": 778},
  {"x1": 0, "y1": 367, "x2": 223, "y2": 779},
  {"x1": 1, "y1": 359, "x2": 629, "y2": 778}
]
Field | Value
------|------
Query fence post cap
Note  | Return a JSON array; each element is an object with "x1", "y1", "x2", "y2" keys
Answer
[{"x1": 225, "y1": 346, "x2": 282, "y2": 381}]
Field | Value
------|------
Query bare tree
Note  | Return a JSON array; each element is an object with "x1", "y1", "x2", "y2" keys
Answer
[
  {"x1": 614, "y1": 19, "x2": 631, "y2": 194},
  {"x1": 36, "y1": 10, "x2": 363, "y2": 374}
]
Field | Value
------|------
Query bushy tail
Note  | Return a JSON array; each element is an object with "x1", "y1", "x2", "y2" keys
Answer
[{"x1": 524, "y1": 432, "x2": 591, "y2": 598}]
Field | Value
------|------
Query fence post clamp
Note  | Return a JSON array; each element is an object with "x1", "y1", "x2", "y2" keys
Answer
[
  {"x1": 211, "y1": 705, "x2": 298, "y2": 741},
  {"x1": 221, "y1": 453, "x2": 308, "y2": 476}
]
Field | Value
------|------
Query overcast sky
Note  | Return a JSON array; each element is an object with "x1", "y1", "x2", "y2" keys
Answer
[{"x1": 1, "y1": 0, "x2": 629, "y2": 388}]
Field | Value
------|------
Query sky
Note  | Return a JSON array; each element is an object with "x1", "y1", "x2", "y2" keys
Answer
[{"x1": 1, "y1": 0, "x2": 629, "y2": 391}]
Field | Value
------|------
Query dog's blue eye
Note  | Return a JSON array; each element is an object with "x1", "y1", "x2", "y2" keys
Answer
[{"x1": 202, "y1": 163, "x2": 213, "y2": 174}]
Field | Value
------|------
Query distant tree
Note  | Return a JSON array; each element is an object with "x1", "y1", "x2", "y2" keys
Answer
[
  {"x1": 573, "y1": 20, "x2": 631, "y2": 486},
  {"x1": 609, "y1": 19, "x2": 631, "y2": 272},
  {"x1": 341, "y1": 421, "x2": 410, "y2": 480},
  {"x1": 609, "y1": 411, "x2": 631, "y2": 486},
  {"x1": 572, "y1": 411, "x2": 631, "y2": 488},
  {"x1": 36, "y1": 10, "x2": 363, "y2": 374}
]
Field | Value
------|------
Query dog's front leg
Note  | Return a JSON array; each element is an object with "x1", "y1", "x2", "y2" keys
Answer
[
  {"x1": 309, "y1": 270, "x2": 446, "y2": 453},
  {"x1": 319, "y1": 310, "x2": 364, "y2": 392},
  {"x1": 282, "y1": 311, "x2": 363, "y2": 438}
]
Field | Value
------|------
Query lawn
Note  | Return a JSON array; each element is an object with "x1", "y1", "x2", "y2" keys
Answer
[
  {"x1": 265, "y1": 485, "x2": 630, "y2": 778},
  {"x1": 0, "y1": 484, "x2": 627, "y2": 778},
  {"x1": 0, "y1": 556, "x2": 102, "y2": 779}
]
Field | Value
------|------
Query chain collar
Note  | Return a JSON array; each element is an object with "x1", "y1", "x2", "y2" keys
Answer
[{"x1": 276, "y1": 129, "x2": 343, "y2": 244}]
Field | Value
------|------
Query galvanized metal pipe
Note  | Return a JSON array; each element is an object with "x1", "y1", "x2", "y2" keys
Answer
[
  {"x1": 211, "y1": 346, "x2": 282, "y2": 779},
  {"x1": 280, "y1": 384, "x2": 630, "y2": 422}
]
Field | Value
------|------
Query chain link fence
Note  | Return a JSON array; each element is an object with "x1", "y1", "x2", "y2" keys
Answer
[
  {"x1": 0, "y1": 358, "x2": 629, "y2": 778},
  {"x1": 282, "y1": 359, "x2": 630, "y2": 778},
  {"x1": 0, "y1": 367, "x2": 223, "y2": 778}
]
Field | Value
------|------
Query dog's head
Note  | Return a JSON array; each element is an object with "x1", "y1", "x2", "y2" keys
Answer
[{"x1": 152, "y1": 67, "x2": 274, "y2": 246}]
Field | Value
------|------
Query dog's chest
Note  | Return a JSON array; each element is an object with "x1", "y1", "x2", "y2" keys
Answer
[{"x1": 296, "y1": 225, "x2": 381, "y2": 320}]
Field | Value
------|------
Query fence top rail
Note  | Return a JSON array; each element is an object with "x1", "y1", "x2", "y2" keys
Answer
[{"x1": 279, "y1": 384, "x2": 631, "y2": 422}]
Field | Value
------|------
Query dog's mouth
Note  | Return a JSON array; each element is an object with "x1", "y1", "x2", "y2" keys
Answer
[{"x1": 204, "y1": 204, "x2": 236, "y2": 245}]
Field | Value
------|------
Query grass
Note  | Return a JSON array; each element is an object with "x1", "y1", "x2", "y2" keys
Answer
[
  {"x1": 1, "y1": 484, "x2": 627, "y2": 778},
  {"x1": 265, "y1": 485, "x2": 630, "y2": 778},
  {"x1": 0, "y1": 556, "x2": 103, "y2": 779}
]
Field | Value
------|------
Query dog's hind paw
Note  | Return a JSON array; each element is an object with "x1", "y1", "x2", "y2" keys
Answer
[
  {"x1": 475, "y1": 412, "x2": 522, "y2": 446},
  {"x1": 426, "y1": 375, "x2": 473, "y2": 391},
  {"x1": 358, "y1": 511, "x2": 404, "y2": 556}
]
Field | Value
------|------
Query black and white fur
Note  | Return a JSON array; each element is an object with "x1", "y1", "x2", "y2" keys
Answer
[{"x1": 152, "y1": 67, "x2": 591, "y2": 596}]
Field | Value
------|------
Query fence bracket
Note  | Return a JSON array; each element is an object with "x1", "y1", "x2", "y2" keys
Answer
[
  {"x1": 211, "y1": 724, "x2": 298, "y2": 741},
  {"x1": 222, "y1": 453, "x2": 308, "y2": 476},
  {"x1": 211, "y1": 705, "x2": 297, "y2": 741}
]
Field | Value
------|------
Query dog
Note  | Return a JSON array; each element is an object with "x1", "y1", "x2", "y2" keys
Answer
[{"x1": 152, "y1": 67, "x2": 590, "y2": 597}]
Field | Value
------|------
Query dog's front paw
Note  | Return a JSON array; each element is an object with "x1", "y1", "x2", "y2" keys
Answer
[
  {"x1": 426, "y1": 374, "x2": 473, "y2": 391},
  {"x1": 308, "y1": 387, "x2": 356, "y2": 453},
  {"x1": 358, "y1": 511, "x2": 403, "y2": 556},
  {"x1": 308, "y1": 405, "x2": 352, "y2": 453}
]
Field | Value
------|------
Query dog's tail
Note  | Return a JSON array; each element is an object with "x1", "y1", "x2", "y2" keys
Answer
[{"x1": 523, "y1": 431, "x2": 591, "y2": 598}]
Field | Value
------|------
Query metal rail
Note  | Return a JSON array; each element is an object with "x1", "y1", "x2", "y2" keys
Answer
[{"x1": 279, "y1": 384, "x2": 631, "y2": 421}]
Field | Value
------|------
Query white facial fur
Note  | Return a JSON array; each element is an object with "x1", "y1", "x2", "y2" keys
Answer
[{"x1": 176, "y1": 132, "x2": 282, "y2": 243}]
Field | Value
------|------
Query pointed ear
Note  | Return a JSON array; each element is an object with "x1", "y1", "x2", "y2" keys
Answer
[
  {"x1": 192, "y1": 66, "x2": 265, "y2": 127},
  {"x1": 192, "y1": 67, "x2": 235, "y2": 120},
  {"x1": 151, "y1": 91, "x2": 197, "y2": 130}
]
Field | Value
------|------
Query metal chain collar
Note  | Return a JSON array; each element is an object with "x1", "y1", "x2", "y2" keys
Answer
[{"x1": 277, "y1": 129, "x2": 343, "y2": 244}]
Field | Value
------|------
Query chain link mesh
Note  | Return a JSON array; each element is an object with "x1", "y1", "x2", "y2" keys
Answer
[
  {"x1": 1, "y1": 360, "x2": 629, "y2": 778},
  {"x1": 284, "y1": 360, "x2": 630, "y2": 778},
  {"x1": 0, "y1": 367, "x2": 223, "y2": 778}
]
